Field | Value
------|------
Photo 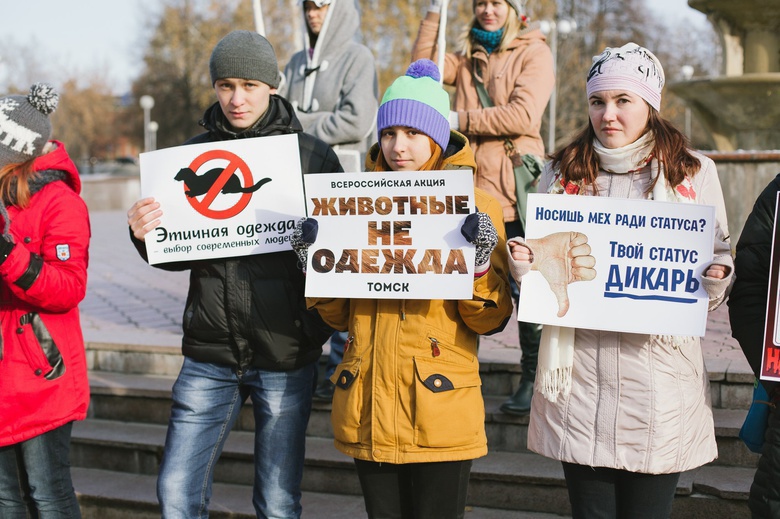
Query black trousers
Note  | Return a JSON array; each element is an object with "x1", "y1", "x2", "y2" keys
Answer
[
  {"x1": 562, "y1": 462, "x2": 680, "y2": 519},
  {"x1": 353, "y1": 458, "x2": 472, "y2": 519}
]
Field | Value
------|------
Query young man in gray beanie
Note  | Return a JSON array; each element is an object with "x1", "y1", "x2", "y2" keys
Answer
[{"x1": 127, "y1": 30, "x2": 342, "y2": 518}]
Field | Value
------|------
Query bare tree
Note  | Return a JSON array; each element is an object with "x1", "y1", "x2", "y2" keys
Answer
[
  {"x1": 1, "y1": 0, "x2": 720, "y2": 160},
  {"x1": 50, "y1": 77, "x2": 123, "y2": 163}
]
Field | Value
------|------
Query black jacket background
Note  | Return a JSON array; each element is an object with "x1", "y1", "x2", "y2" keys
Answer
[
  {"x1": 728, "y1": 173, "x2": 780, "y2": 518},
  {"x1": 132, "y1": 95, "x2": 342, "y2": 370},
  {"x1": 729, "y1": 173, "x2": 780, "y2": 394}
]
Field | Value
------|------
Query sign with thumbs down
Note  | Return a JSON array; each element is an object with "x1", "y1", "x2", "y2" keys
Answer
[{"x1": 516, "y1": 193, "x2": 715, "y2": 336}]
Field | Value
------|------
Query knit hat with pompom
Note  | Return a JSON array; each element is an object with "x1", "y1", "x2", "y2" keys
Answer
[
  {"x1": 377, "y1": 59, "x2": 451, "y2": 151},
  {"x1": 0, "y1": 83, "x2": 58, "y2": 167}
]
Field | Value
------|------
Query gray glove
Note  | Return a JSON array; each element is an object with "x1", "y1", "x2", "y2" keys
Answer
[
  {"x1": 291, "y1": 217, "x2": 318, "y2": 271},
  {"x1": 461, "y1": 212, "x2": 498, "y2": 268}
]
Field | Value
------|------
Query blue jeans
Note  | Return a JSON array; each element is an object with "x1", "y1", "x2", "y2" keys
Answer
[
  {"x1": 0, "y1": 422, "x2": 81, "y2": 518},
  {"x1": 157, "y1": 357, "x2": 317, "y2": 518}
]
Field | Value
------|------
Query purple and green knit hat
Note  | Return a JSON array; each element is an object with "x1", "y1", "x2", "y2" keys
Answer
[{"x1": 376, "y1": 59, "x2": 451, "y2": 151}]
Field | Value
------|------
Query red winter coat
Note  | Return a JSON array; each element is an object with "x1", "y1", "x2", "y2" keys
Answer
[{"x1": 0, "y1": 141, "x2": 90, "y2": 447}]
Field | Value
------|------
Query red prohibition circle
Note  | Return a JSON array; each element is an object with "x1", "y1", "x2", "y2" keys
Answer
[{"x1": 183, "y1": 149, "x2": 254, "y2": 219}]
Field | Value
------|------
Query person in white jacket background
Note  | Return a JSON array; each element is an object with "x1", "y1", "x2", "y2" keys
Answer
[{"x1": 506, "y1": 43, "x2": 733, "y2": 518}]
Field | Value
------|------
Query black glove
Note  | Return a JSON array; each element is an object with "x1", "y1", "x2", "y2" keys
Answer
[
  {"x1": 290, "y1": 217, "x2": 318, "y2": 271},
  {"x1": 461, "y1": 212, "x2": 498, "y2": 268}
]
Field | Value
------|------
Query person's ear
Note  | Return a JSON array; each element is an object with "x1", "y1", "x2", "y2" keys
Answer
[{"x1": 270, "y1": 87, "x2": 278, "y2": 95}]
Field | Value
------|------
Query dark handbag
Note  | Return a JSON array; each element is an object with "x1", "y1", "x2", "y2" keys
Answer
[
  {"x1": 472, "y1": 68, "x2": 542, "y2": 228},
  {"x1": 739, "y1": 378, "x2": 772, "y2": 453}
]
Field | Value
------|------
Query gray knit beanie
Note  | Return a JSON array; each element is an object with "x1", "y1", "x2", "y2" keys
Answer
[
  {"x1": 0, "y1": 83, "x2": 58, "y2": 167},
  {"x1": 209, "y1": 30, "x2": 280, "y2": 88}
]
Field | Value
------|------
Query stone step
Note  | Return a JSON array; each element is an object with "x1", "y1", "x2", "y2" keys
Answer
[
  {"x1": 86, "y1": 332, "x2": 756, "y2": 410},
  {"x1": 70, "y1": 418, "x2": 751, "y2": 517},
  {"x1": 72, "y1": 467, "x2": 566, "y2": 519},
  {"x1": 85, "y1": 335, "x2": 183, "y2": 377},
  {"x1": 87, "y1": 370, "x2": 761, "y2": 468}
]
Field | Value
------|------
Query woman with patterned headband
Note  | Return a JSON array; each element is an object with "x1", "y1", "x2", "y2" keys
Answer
[{"x1": 507, "y1": 43, "x2": 732, "y2": 517}]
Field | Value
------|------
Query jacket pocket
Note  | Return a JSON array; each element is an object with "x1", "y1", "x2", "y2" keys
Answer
[
  {"x1": 413, "y1": 356, "x2": 484, "y2": 448},
  {"x1": 423, "y1": 326, "x2": 476, "y2": 363},
  {"x1": 183, "y1": 277, "x2": 228, "y2": 342},
  {"x1": 17, "y1": 312, "x2": 65, "y2": 380},
  {"x1": 330, "y1": 356, "x2": 363, "y2": 445}
]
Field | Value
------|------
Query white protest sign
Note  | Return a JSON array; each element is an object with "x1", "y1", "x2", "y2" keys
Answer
[
  {"x1": 303, "y1": 170, "x2": 476, "y2": 299},
  {"x1": 517, "y1": 193, "x2": 715, "y2": 336},
  {"x1": 139, "y1": 134, "x2": 305, "y2": 265}
]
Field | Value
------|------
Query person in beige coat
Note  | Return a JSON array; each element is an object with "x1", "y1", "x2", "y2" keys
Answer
[
  {"x1": 507, "y1": 43, "x2": 733, "y2": 518},
  {"x1": 413, "y1": 0, "x2": 555, "y2": 417}
]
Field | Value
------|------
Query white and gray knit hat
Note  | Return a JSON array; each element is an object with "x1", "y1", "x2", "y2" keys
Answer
[
  {"x1": 0, "y1": 83, "x2": 58, "y2": 167},
  {"x1": 209, "y1": 30, "x2": 281, "y2": 88},
  {"x1": 586, "y1": 43, "x2": 665, "y2": 112}
]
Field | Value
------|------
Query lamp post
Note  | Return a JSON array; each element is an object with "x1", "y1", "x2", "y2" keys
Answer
[
  {"x1": 680, "y1": 65, "x2": 694, "y2": 140},
  {"x1": 539, "y1": 19, "x2": 576, "y2": 152},
  {"x1": 139, "y1": 95, "x2": 155, "y2": 153},
  {"x1": 148, "y1": 121, "x2": 159, "y2": 152}
]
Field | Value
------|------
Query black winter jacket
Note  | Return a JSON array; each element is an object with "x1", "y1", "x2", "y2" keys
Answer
[
  {"x1": 729, "y1": 173, "x2": 780, "y2": 519},
  {"x1": 133, "y1": 95, "x2": 342, "y2": 370},
  {"x1": 728, "y1": 173, "x2": 780, "y2": 395}
]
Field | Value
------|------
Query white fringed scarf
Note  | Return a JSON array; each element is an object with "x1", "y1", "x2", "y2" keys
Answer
[{"x1": 537, "y1": 134, "x2": 698, "y2": 403}]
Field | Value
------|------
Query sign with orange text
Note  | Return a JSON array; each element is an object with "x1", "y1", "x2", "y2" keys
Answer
[
  {"x1": 517, "y1": 193, "x2": 716, "y2": 336},
  {"x1": 139, "y1": 134, "x2": 305, "y2": 265},
  {"x1": 303, "y1": 170, "x2": 476, "y2": 299}
]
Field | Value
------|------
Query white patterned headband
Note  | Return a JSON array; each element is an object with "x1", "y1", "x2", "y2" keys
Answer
[{"x1": 586, "y1": 42, "x2": 665, "y2": 111}]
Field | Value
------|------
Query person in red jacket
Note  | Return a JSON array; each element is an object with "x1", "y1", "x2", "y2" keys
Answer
[{"x1": 0, "y1": 84, "x2": 90, "y2": 518}]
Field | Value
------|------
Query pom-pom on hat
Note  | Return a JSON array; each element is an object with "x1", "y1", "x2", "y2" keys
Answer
[
  {"x1": 377, "y1": 59, "x2": 451, "y2": 151},
  {"x1": 0, "y1": 83, "x2": 58, "y2": 167},
  {"x1": 209, "y1": 30, "x2": 280, "y2": 88},
  {"x1": 586, "y1": 42, "x2": 665, "y2": 112}
]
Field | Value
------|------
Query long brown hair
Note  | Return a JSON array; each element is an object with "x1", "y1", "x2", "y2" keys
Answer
[
  {"x1": 550, "y1": 108, "x2": 701, "y2": 192},
  {"x1": 374, "y1": 135, "x2": 445, "y2": 172},
  {"x1": 0, "y1": 159, "x2": 38, "y2": 208}
]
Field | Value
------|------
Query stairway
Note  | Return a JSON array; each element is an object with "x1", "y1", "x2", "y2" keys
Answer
[{"x1": 71, "y1": 326, "x2": 757, "y2": 519}]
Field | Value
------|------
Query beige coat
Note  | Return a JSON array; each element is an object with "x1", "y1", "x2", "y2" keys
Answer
[
  {"x1": 412, "y1": 15, "x2": 555, "y2": 223},
  {"x1": 524, "y1": 152, "x2": 733, "y2": 474}
]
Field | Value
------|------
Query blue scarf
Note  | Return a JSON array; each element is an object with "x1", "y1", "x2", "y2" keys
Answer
[{"x1": 470, "y1": 27, "x2": 504, "y2": 54}]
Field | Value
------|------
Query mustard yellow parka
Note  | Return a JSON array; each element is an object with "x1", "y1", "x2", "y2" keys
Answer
[{"x1": 308, "y1": 132, "x2": 514, "y2": 464}]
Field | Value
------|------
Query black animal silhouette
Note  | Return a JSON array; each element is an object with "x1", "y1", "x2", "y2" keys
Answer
[{"x1": 174, "y1": 167, "x2": 272, "y2": 198}]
